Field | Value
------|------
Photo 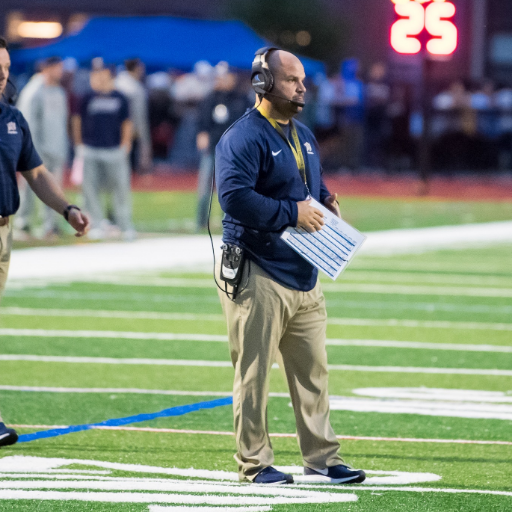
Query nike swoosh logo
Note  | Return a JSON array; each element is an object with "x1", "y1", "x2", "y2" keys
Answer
[
  {"x1": 315, "y1": 468, "x2": 329, "y2": 475},
  {"x1": 0, "y1": 433, "x2": 10, "y2": 441},
  {"x1": 272, "y1": 150, "x2": 282, "y2": 156}
]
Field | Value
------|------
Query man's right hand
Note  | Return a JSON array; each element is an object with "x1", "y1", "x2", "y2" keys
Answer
[{"x1": 296, "y1": 199, "x2": 324, "y2": 232}]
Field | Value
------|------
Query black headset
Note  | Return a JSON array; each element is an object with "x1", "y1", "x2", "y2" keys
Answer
[{"x1": 251, "y1": 46, "x2": 279, "y2": 96}]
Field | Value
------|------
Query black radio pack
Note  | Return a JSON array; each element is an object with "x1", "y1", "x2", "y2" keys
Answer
[{"x1": 220, "y1": 244, "x2": 246, "y2": 294}]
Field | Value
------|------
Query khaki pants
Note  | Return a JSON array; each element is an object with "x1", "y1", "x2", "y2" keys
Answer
[
  {"x1": 0, "y1": 220, "x2": 12, "y2": 304},
  {"x1": 218, "y1": 260, "x2": 343, "y2": 481}
]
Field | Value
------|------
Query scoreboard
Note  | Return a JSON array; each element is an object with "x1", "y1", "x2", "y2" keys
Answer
[{"x1": 390, "y1": 0, "x2": 458, "y2": 56}]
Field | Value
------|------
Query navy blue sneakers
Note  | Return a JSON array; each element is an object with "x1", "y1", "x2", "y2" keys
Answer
[
  {"x1": 304, "y1": 464, "x2": 366, "y2": 484},
  {"x1": 0, "y1": 422, "x2": 18, "y2": 447},
  {"x1": 254, "y1": 466, "x2": 294, "y2": 484}
]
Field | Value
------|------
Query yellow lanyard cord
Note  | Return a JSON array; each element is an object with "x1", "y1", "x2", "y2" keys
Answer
[{"x1": 257, "y1": 106, "x2": 307, "y2": 184}]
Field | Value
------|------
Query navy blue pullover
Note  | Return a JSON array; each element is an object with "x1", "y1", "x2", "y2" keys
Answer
[{"x1": 215, "y1": 109, "x2": 331, "y2": 291}]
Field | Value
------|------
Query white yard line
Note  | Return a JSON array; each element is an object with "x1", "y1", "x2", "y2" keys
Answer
[
  {"x1": 328, "y1": 317, "x2": 512, "y2": 331},
  {"x1": 88, "y1": 277, "x2": 512, "y2": 298},
  {"x1": 0, "y1": 354, "x2": 510, "y2": 376},
  {"x1": 7, "y1": 425, "x2": 512, "y2": 446},
  {"x1": 1, "y1": 326, "x2": 511, "y2": 352},
  {"x1": 3, "y1": 307, "x2": 512, "y2": 332},
  {"x1": 9, "y1": 276, "x2": 512, "y2": 297},
  {"x1": 329, "y1": 271, "x2": 512, "y2": 287},
  {"x1": 326, "y1": 339, "x2": 512, "y2": 353},
  {"x1": 94, "y1": 428, "x2": 512, "y2": 446},
  {"x1": 6, "y1": 299, "x2": 512, "y2": 315},
  {"x1": 320, "y1": 283, "x2": 512, "y2": 297},
  {"x1": 0, "y1": 329, "x2": 228, "y2": 342},
  {"x1": 0, "y1": 308, "x2": 225, "y2": 322},
  {"x1": 0, "y1": 386, "x2": 238, "y2": 397}
]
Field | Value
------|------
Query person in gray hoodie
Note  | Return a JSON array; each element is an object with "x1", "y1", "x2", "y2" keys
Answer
[{"x1": 15, "y1": 57, "x2": 69, "y2": 239}]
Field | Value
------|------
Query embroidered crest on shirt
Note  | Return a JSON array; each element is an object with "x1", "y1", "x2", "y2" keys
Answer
[
  {"x1": 304, "y1": 142, "x2": 314, "y2": 155},
  {"x1": 7, "y1": 122, "x2": 17, "y2": 135}
]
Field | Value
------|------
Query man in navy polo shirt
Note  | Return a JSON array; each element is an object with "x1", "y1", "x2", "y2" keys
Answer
[
  {"x1": 215, "y1": 49, "x2": 366, "y2": 485},
  {"x1": 0, "y1": 36, "x2": 90, "y2": 447},
  {"x1": 72, "y1": 59, "x2": 135, "y2": 240}
]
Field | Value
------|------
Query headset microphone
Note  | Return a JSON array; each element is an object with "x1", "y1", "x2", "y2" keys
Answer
[{"x1": 264, "y1": 91, "x2": 305, "y2": 108}]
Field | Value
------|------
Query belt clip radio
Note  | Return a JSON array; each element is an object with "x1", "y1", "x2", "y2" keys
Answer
[{"x1": 220, "y1": 244, "x2": 245, "y2": 295}]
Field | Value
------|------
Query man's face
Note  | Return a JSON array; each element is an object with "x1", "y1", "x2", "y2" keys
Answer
[
  {"x1": 45, "y1": 62, "x2": 64, "y2": 84},
  {"x1": 270, "y1": 55, "x2": 306, "y2": 116},
  {"x1": 90, "y1": 68, "x2": 113, "y2": 92},
  {"x1": 0, "y1": 48, "x2": 11, "y2": 97}
]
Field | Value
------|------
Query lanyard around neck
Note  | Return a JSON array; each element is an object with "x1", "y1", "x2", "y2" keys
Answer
[{"x1": 257, "y1": 106, "x2": 307, "y2": 185}]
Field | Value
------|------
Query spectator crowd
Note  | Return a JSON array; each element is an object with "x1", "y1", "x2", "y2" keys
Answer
[{"x1": 9, "y1": 56, "x2": 512, "y2": 238}]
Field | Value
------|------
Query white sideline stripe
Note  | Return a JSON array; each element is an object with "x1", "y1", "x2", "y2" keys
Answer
[
  {"x1": 1, "y1": 354, "x2": 511, "y2": 376},
  {"x1": 4, "y1": 308, "x2": 511, "y2": 332},
  {"x1": 0, "y1": 386, "x2": 237, "y2": 397},
  {"x1": 14, "y1": 275, "x2": 512, "y2": 297},
  {"x1": 1, "y1": 327, "x2": 511, "y2": 352},
  {"x1": 0, "y1": 355, "x2": 233, "y2": 367},
  {"x1": 0, "y1": 329, "x2": 228, "y2": 342},
  {"x1": 328, "y1": 271, "x2": 512, "y2": 287},
  {"x1": 93, "y1": 270, "x2": 512, "y2": 287},
  {"x1": 60, "y1": 275, "x2": 512, "y2": 296},
  {"x1": 8, "y1": 425, "x2": 512, "y2": 446},
  {"x1": 327, "y1": 339, "x2": 512, "y2": 353},
  {"x1": 326, "y1": 365, "x2": 512, "y2": 376},
  {"x1": 148, "y1": 508, "x2": 271, "y2": 512},
  {"x1": 328, "y1": 318, "x2": 512, "y2": 331},
  {"x1": 7, "y1": 221, "x2": 512, "y2": 283},
  {"x1": 1, "y1": 308, "x2": 225, "y2": 322},
  {"x1": 321, "y1": 283, "x2": 512, "y2": 297}
]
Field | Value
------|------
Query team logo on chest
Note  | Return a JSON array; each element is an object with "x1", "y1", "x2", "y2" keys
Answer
[
  {"x1": 304, "y1": 142, "x2": 314, "y2": 155},
  {"x1": 7, "y1": 122, "x2": 18, "y2": 135}
]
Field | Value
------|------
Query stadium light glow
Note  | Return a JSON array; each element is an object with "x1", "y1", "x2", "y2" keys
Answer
[
  {"x1": 390, "y1": 0, "x2": 457, "y2": 56},
  {"x1": 17, "y1": 21, "x2": 63, "y2": 39}
]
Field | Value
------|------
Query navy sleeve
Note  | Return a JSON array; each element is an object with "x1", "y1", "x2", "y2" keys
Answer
[
  {"x1": 16, "y1": 112, "x2": 43, "y2": 172},
  {"x1": 215, "y1": 130, "x2": 298, "y2": 231}
]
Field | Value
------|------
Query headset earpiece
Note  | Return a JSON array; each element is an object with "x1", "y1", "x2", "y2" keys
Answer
[{"x1": 251, "y1": 46, "x2": 279, "y2": 96}]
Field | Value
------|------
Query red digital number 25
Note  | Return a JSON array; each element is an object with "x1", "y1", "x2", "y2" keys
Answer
[{"x1": 391, "y1": 1, "x2": 458, "y2": 56}]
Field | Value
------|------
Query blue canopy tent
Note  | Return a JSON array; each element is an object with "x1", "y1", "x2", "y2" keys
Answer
[{"x1": 10, "y1": 16, "x2": 325, "y2": 75}]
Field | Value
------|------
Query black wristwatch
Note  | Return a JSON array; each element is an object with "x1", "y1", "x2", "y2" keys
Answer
[{"x1": 63, "y1": 204, "x2": 81, "y2": 221}]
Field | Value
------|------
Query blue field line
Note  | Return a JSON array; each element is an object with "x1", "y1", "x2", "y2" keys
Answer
[{"x1": 17, "y1": 396, "x2": 233, "y2": 443}]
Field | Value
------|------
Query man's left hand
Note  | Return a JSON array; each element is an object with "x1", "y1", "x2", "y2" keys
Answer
[
  {"x1": 67, "y1": 209, "x2": 91, "y2": 237},
  {"x1": 323, "y1": 193, "x2": 341, "y2": 218}
]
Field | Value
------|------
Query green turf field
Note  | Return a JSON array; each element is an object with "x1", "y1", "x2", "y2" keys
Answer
[{"x1": 0, "y1": 237, "x2": 511, "y2": 511}]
